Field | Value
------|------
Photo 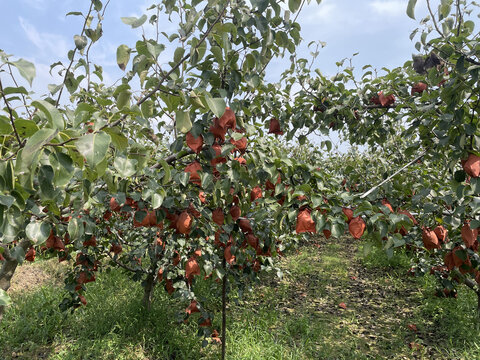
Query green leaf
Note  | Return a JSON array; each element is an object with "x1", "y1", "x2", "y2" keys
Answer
[
  {"x1": 121, "y1": 15, "x2": 147, "y2": 28},
  {"x1": 116, "y1": 45, "x2": 131, "y2": 71},
  {"x1": 331, "y1": 222, "x2": 345, "y2": 238},
  {"x1": 31, "y1": 100, "x2": 64, "y2": 130},
  {"x1": 66, "y1": 11, "x2": 83, "y2": 16},
  {"x1": 21, "y1": 128, "x2": 58, "y2": 167},
  {"x1": 75, "y1": 132, "x2": 111, "y2": 168},
  {"x1": 104, "y1": 128, "x2": 128, "y2": 151},
  {"x1": 146, "y1": 41, "x2": 165, "y2": 59},
  {"x1": 406, "y1": 0, "x2": 417, "y2": 19},
  {"x1": 0, "y1": 195, "x2": 14, "y2": 208},
  {"x1": 38, "y1": 165, "x2": 56, "y2": 200},
  {"x1": 288, "y1": 0, "x2": 301, "y2": 13},
  {"x1": 176, "y1": 110, "x2": 192, "y2": 133},
  {"x1": 0, "y1": 289, "x2": 11, "y2": 307},
  {"x1": 74, "y1": 35, "x2": 88, "y2": 50},
  {"x1": 152, "y1": 189, "x2": 166, "y2": 209},
  {"x1": 159, "y1": 160, "x2": 171, "y2": 185},
  {"x1": 114, "y1": 157, "x2": 138, "y2": 177},
  {"x1": 116, "y1": 90, "x2": 131, "y2": 109},
  {"x1": 11, "y1": 58, "x2": 36, "y2": 87},
  {"x1": 174, "y1": 47, "x2": 186, "y2": 63},
  {"x1": 25, "y1": 221, "x2": 51, "y2": 245},
  {"x1": 0, "y1": 116, "x2": 13, "y2": 135},
  {"x1": 205, "y1": 96, "x2": 226, "y2": 118},
  {"x1": 67, "y1": 217, "x2": 83, "y2": 241}
]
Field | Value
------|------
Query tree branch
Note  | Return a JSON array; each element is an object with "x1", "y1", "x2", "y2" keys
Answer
[
  {"x1": 55, "y1": 1, "x2": 95, "y2": 107},
  {"x1": 426, "y1": 0, "x2": 444, "y2": 39},
  {"x1": 360, "y1": 151, "x2": 427, "y2": 199},
  {"x1": 0, "y1": 78, "x2": 23, "y2": 147}
]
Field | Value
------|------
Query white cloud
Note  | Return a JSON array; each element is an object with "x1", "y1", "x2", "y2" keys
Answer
[
  {"x1": 369, "y1": 0, "x2": 405, "y2": 17},
  {"x1": 302, "y1": 1, "x2": 337, "y2": 25},
  {"x1": 19, "y1": 17, "x2": 69, "y2": 60}
]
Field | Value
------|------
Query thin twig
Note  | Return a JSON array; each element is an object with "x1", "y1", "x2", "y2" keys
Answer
[
  {"x1": 426, "y1": 0, "x2": 444, "y2": 38},
  {"x1": 0, "y1": 78, "x2": 23, "y2": 147},
  {"x1": 55, "y1": 0, "x2": 95, "y2": 106},
  {"x1": 456, "y1": 0, "x2": 462, "y2": 37},
  {"x1": 6, "y1": 63, "x2": 32, "y2": 118},
  {"x1": 106, "y1": 251, "x2": 149, "y2": 274}
]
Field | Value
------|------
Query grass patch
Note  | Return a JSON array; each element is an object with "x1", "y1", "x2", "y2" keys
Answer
[{"x1": 2, "y1": 237, "x2": 480, "y2": 359}]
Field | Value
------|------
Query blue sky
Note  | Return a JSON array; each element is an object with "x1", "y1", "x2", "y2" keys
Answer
[{"x1": 1, "y1": 0, "x2": 429, "y2": 96}]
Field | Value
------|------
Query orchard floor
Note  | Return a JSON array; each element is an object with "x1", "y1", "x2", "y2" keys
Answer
[{"x1": 2, "y1": 237, "x2": 480, "y2": 360}]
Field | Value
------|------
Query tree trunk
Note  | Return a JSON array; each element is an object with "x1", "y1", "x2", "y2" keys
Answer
[
  {"x1": 221, "y1": 257, "x2": 227, "y2": 360},
  {"x1": 142, "y1": 272, "x2": 156, "y2": 310},
  {"x1": 0, "y1": 239, "x2": 31, "y2": 323},
  {"x1": 477, "y1": 291, "x2": 480, "y2": 323}
]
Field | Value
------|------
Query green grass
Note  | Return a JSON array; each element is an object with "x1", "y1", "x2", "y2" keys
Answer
[{"x1": 3, "y1": 237, "x2": 480, "y2": 359}]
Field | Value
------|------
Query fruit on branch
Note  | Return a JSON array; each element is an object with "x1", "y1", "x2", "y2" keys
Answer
[
  {"x1": 79, "y1": 295, "x2": 87, "y2": 306},
  {"x1": 76, "y1": 271, "x2": 96, "y2": 285},
  {"x1": 233, "y1": 156, "x2": 246, "y2": 165},
  {"x1": 462, "y1": 153, "x2": 480, "y2": 178},
  {"x1": 212, "y1": 208, "x2": 225, "y2": 226},
  {"x1": 250, "y1": 186, "x2": 262, "y2": 202},
  {"x1": 209, "y1": 121, "x2": 227, "y2": 142},
  {"x1": 185, "y1": 300, "x2": 200, "y2": 315},
  {"x1": 246, "y1": 233, "x2": 259, "y2": 248},
  {"x1": 433, "y1": 225, "x2": 448, "y2": 243},
  {"x1": 110, "y1": 243, "x2": 123, "y2": 255},
  {"x1": 83, "y1": 236, "x2": 97, "y2": 247},
  {"x1": 199, "y1": 318, "x2": 212, "y2": 327},
  {"x1": 176, "y1": 211, "x2": 193, "y2": 235},
  {"x1": 184, "y1": 161, "x2": 202, "y2": 186},
  {"x1": 268, "y1": 118, "x2": 283, "y2": 135},
  {"x1": 210, "y1": 143, "x2": 226, "y2": 166},
  {"x1": 397, "y1": 209, "x2": 418, "y2": 225},
  {"x1": 229, "y1": 205, "x2": 241, "y2": 221},
  {"x1": 133, "y1": 210, "x2": 157, "y2": 227},
  {"x1": 165, "y1": 279, "x2": 174, "y2": 294},
  {"x1": 46, "y1": 230, "x2": 66, "y2": 251},
  {"x1": 185, "y1": 257, "x2": 201, "y2": 280},
  {"x1": 349, "y1": 216, "x2": 366, "y2": 239},
  {"x1": 224, "y1": 243, "x2": 235, "y2": 264},
  {"x1": 265, "y1": 174, "x2": 281, "y2": 191},
  {"x1": 25, "y1": 247, "x2": 36, "y2": 262},
  {"x1": 370, "y1": 91, "x2": 395, "y2": 107},
  {"x1": 211, "y1": 329, "x2": 222, "y2": 344},
  {"x1": 445, "y1": 246, "x2": 473, "y2": 274},
  {"x1": 110, "y1": 197, "x2": 122, "y2": 212},
  {"x1": 186, "y1": 132, "x2": 204, "y2": 154},
  {"x1": 238, "y1": 218, "x2": 253, "y2": 234},
  {"x1": 209, "y1": 107, "x2": 236, "y2": 142},
  {"x1": 342, "y1": 207, "x2": 354, "y2": 223},
  {"x1": 199, "y1": 191, "x2": 207, "y2": 204},
  {"x1": 461, "y1": 222, "x2": 478, "y2": 250},
  {"x1": 218, "y1": 107, "x2": 236, "y2": 130},
  {"x1": 230, "y1": 136, "x2": 247, "y2": 153},
  {"x1": 157, "y1": 268, "x2": 164, "y2": 282},
  {"x1": 421, "y1": 227, "x2": 440, "y2": 250},
  {"x1": 381, "y1": 198, "x2": 394, "y2": 213},
  {"x1": 411, "y1": 82, "x2": 428, "y2": 95},
  {"x1": 296, "y1": 208, "x2": 316, "y2": 234}
]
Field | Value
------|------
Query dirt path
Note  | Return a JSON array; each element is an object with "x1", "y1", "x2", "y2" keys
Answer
[
  {"x1": 246, "y1": 236, "x2": 443, "y2": 359},
  {"x1": 8, "y1": 259, "x2": 65, "y2": 295}
]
